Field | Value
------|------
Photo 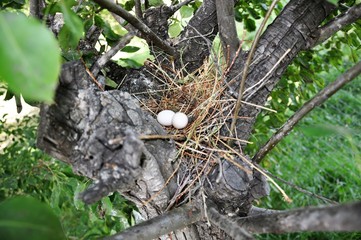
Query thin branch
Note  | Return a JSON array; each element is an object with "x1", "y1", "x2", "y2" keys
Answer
[
  {"x1": 263, "y1": 170, "x2": 338, "y2": 204},
  {"x1": 253, "y1": 59, "x2": 361, "y2": 163},
  {"x1": 92, "y1": 0, "x2": 176, "y2": 56},
  {"x1": 238, "y1": 201, "x2": 361, "y2": 234},
  {"x1": 306, "y1": 3, "x2": 361, "y2": 49},
  {"x1": 229, "y1": 0, "x2": 280, "y2": 138},
  {"x1": 171, "y1": 0, "x2": 194, "y2": 12},
  {"x1": 215, "y1": 0, "x2": 240, "y2": 65},
  {"x1": 104, "y1": 203, "x2": 202, "y2": 240},
  {"x1": 248, "y1": 206, "x2": 282, "y2": 216},
  {"x1": 91, "y1": 31, "x2": 136, "y2": 77},
  {"x1": 29, "y1": 0, "x2": 43, "y2": 18},
  {"x1": 134, "y1": 0, "x2": 143, "y2": 18},
  {"x1": 207, "y1": 200, "x2": 255, "y2": 240}
]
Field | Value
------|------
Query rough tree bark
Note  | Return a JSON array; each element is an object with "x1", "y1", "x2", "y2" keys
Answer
[
  {"x1": 36, "y1": 0, "x2": 361, "y2": 239},
  {"x1": 224, "y1": 0, "x2": 335, "y2": 142}
]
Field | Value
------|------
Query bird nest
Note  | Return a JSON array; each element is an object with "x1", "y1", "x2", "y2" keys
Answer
[{"x1": 135, "y1": 59, "x2": 290, "y2": 207}]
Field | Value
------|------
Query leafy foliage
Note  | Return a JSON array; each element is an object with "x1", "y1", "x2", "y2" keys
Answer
[
  {"x1": 0, "y1": 115, "x2": 135, "y2": 239},
  {"x1": 0, "y1": 12, "x2": 61, "y2": 103},
  {"x1": 0, "y1": 196, "x2": 66, "y2": 240}
]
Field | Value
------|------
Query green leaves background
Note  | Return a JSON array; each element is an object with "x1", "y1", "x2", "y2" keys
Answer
[{"x1": 0, "y1": 12, "x2": 61, "y2": 103}]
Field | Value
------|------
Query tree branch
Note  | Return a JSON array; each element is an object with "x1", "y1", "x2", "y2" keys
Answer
[
  {"x1": 207, "y1": 200, "x2": 255, "y2": 240},
  {"x1": 248, "y1": 206, "x2": 281, "y2": 216},
  {"x1": 134, "y1": 0, "x2": 143, "y2": 18},
  {"x1": 306, "y1": 3, "x2": 361, "y2": 49},
  {"x1": 91, "y1": 31, "x2": 136, "y2": 77},
  {"x1": 170, "y1": 0, "x2": 194, "y2": 12},
  {"x1": 253, "y1": 59, "x2": 361, "y2": 163},
  {"x1": 263, "y1": 171, "x2": 338, "y2": 204},
  {"x1": 238, "y1": 201, "x2": 361, "y2": 234},
  {"x1": 29, "y1": 0, "x2": 45, "y2": 19},
  {"x1": 92, "y1": 0, "x2": 176, "y2": 56},
  {"x1": 215, "y1": 0, "x2": 240, "y2": 65},
  {"x1": 104, "y1": 203, "x2": 203, "y2": 240}
]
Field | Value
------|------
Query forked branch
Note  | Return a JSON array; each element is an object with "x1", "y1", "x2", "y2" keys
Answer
[
  {"x1": 253, "y1": 59, "x2": 361, "y2": 163},
  {"x1": 306, "y1": 3, "x2": 361, "y2": 49},
  {"x1": 92, "y1": 0, "x2": 176, "y2": 56},
  {"x1": 215, "y1": 0, "x2": 240, "y2": 64},
  {"x1": 91, "y1": 32, "x2": 136, "y2": 77}
]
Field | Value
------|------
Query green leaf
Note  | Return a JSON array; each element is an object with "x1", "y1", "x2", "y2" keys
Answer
[
  {"x1": 58, "y1": 0, "x2": 84, "y2": 49},
  {"x1": 244, "y1": 17, "x2": 256, "y2": 32},
  {"x1": 0, "y1": 196, "x2": 66, "y2": 240},
  {"x1": 326, "y1": 0, "x2": 339, "y2": 5},
  {"x1": 118, "y1": 58, "x2": 143, "y2": 68},
  {"x1": 123, "y1": 0, "x2": 135, "y2": 11},
  {"x1": 94, "y1": 15, "x2": 120, "y2": 44},
  {"x1": 234, "y1": 8, "x2": 242, "y2": 22},
  {"x1": 247, "y1": 7, "x2": 261, "y2": 19},
  {"x1": 121, "y1": 46, "x2": 140, "y2": 53},
  {"x1": 169, "y1": 20, "x2": 182, "y2": 38},
  {"x1": 180, "y1": 5, "x2": 194, "y2": 18},
  {"x1": 58, "y1": 25, "x2": 79, "y2": 50},
  {"x1": 149, "y1": 0, "x2": 162, "y2": 6},
  {"x1": 0, "y1": 12, "x2": 61, "y2": 103},
  {"x1": 105, "y1": 77, "x2": 118, "y2": 88}
]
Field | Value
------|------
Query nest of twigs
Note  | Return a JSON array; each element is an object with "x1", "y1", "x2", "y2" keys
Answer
[{"x1": 136, "y1": 59, "x2": 290, "y2": 207}]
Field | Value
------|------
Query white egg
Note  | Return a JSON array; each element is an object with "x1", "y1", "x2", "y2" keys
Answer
[
  {"x1": 157, "y1": 110, "x2": 175, "y2": 126},
  {"x1": 172, "y1": 112, "x2": 188, "y2": 129}
]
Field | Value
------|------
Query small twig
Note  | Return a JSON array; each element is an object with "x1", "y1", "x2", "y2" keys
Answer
[
  {"x1": 108, "y1": 134, "x2": 186, "y2": 145},
  {"x1": 243, "y1": 48, "x2": 291, "y2": 101},
  {"x1": 252, "y1": 59, "x2": 361, "y2": 163},
  {"x1": 264, "y1": 170, "x2": 338, "y2": 204},
  {"x1": 229, "y1": 0, "x2": 280, "y2": 138},
  {"x1": 240, "y1": 100, "x2": 277, "y2": 113},
  {"x1": 224, "y1": 37, "x2": 244, "y2": 76},
  {"x1": 91, "y1": 31, "x2": 136, "y2": 77},
  {"x1": 201, "y1": 187, "x2": 211, "y2": 226},
  {"x1": 248, "y1": 206, "x2": 281, "y2": 216},
  {"x1": 171, "y1": 0, "x2": 194, "y2": 12},
  {"x1": 92, "y1": 0, "x2": 176, "y2": 56},
  {"x1": 79, "y1": 55, "x2": 105, "y2": 91}
]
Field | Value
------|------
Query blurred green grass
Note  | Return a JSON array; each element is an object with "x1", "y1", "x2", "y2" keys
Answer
[{"x1": 254, "y1": 70, "x2": 361, "y2": 239}]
